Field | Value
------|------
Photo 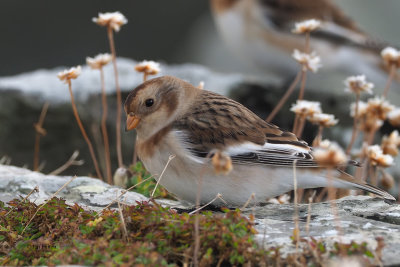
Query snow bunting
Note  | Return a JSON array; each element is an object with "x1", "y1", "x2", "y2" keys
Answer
[
  {"x1": 124, "y1": 76, "x2": 395, "y2": 206},
  {"x1": 210, "y1": 0, "x2": 392, "y2": 86}
]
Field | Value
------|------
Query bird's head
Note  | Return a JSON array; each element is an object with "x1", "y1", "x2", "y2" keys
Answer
[{"x1": 124, "y1": 76, "x2": 195, "y2": 138}]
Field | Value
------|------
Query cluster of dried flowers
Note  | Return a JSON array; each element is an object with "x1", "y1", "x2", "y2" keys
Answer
[
  {"x1": 56, "y1": 12, "x2": 161, "y2": 185},
  {"x1": 268, "y1": 18, "x2": 400, "y2": 203}
]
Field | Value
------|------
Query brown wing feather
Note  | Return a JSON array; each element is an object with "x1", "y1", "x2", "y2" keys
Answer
[{"x1": 173, "y1": 90, "x2": 309, "y2": 153}]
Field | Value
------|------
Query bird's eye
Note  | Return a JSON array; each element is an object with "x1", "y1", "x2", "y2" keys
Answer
[{"x1": 145, "y1": 98, "x2": 154, "y2": 107}]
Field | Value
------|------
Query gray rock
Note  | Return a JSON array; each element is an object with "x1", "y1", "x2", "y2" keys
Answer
[
  {"x1": 243, "y1": 196, "x2": 400, "y2": 266},
  {"x1": 1, "y1": 164, "x2": 400, "y2": 265}
]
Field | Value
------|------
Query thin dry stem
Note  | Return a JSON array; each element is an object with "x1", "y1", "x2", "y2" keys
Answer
[
  {"x1": 312, "y1": 125, "x2": 324, "y2": 147},
  {"x1": 266, "y1": 70, "x2": 302, "y2": 122},
  {"x1": 304, "y1": 32, "x2": 310, "y2": 53},
  {"x1": 296, "y1": 115, "x2": 307, "y2": 138},
  {"x1": 151, "y1": 154, "x2": 176, "y2": 197},
  {"x1": 99, "y1": 68, "x2": 112, "y2": 184},
  {"x1": 117, "y1": 201, "x2": 128, "y2": 241},
  {"x1": 107, "y1": 26, "x2": 123, "y2": 168},
  {"x1": 346, "y1": 94, "x2": 360, "y2": 155},
  {"x1": 68, "y1": 81, "x2": 103, "y2": 179},
  {"x1": 49, "y1": 150, "x2": 84, "y2": 176},
  {"x1": 22, "y1": 175, "x2": 77, "y2": 234},
  {"x1": 97, "y1": 174, "x2": 155, "y2": 215},
  {"x1": 240, "y1": 193, "x2": 256, "y2": 210},
  {"x1": 189, "y1": 193, "x2": 226, "y2": 215},
  {"x1": 5, "y1": 186, "x2": 39, "y2": 217},
  {"x1": 33, "y1": 102, "x2": 49, "y2": 171},
  {"x1": 297, "y1": 69, "x2": 308, "y2": 100},
  {"x1": 383, "y1": 64, "x2": 396, "y2": 98}
]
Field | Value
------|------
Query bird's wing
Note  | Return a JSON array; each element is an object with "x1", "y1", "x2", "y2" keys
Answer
[
  {"x1": 173, "y1": 90, "x2": 324, "y2": 168},
  {"x1": 260, "y1": 0, "x2": 387, "y2": 52}
]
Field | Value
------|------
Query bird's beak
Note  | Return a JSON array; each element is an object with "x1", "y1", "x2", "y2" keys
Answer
[{"x1": 126, "y1": 114, "x2": 140, "y2": 131}]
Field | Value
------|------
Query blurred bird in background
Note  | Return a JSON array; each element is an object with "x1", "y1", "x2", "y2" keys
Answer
[{"x1": 210, "y1": 0, "x2": 396, "y2": 92}]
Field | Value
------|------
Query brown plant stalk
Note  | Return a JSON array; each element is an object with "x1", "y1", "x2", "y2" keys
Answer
[
  {"x1": 266, "y1": 70, "x2": 302, "y2": 122},
  {"x1": 345, "y1": 94, "x2": 360, "y2": 155},
  {"x1": 107, "y1": 26, "x2": 123, "y2": 167},
  {"x1": 33, "y1": 102, "x2": 49, "y2": 171},
  {"x1": 99, "y1": 67, "x2": 112, "y2": 184},
  {"x1": 67, "y1": 80, "x2": 103, "y2": 179},
  {"x1": 383, "y1": 64, "x2": 396, "y2": 98}
]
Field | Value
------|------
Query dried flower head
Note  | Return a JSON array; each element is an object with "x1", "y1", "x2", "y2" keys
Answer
[
  {"x1": 313, "y1": 140, "x2": 347, "y2": 167},
  {"x1": 292, "y1": 19, "x2": 321, "y2": 34},
  {"x1": 366, "y1": 96, "x2": 394, "y2": 120},
  {"x1": 134, "y1": 60, "x2": 161, "y2": 76},
  {"x1": 57, "y1": 66, "x2": 81, "y2": 83},
  {"x1": 366, "y1": 145, "x2": 393, "y2": 167},
  {"x1": 292, "y1": 49, "x2": 322, "y2": 72},
  {"x1": 212, "y1": 151, "x2": 232, "y2": 175},
  {"x1": 381, "y1": 130, "x2": 400, "y2": 156},
  {"x1": 344, "y1": 75, "x2": 374, "y2": 95},
  {"x1": 350, "y1": 101, "x2": 368, "y2": 118},
  {"x1": 388, "y1": 108, "x2": 400, "y2": 127},
  {"x1": 381, "y1": 46, "x2": 400, "y2": 67},
  {"x1": 92, "y1": 12, "x2": 127, "y2": 32},
  {"x1": 308, "y1": 113, "x2": 338, "y2": 127},
  {"x1": 86, "y1": 53, "x2": 112, "y2": 69},
  {"x1": 290, "y1": 100, "x2": 322, "y2": 117},
  {"x1": 113, "y1": 167, "x2": 130, "y2": 187}
]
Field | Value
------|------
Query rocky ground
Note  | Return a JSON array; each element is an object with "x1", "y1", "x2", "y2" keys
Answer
[{"x1": 1, "y1": 164, "x2": 400, "y2": 266}]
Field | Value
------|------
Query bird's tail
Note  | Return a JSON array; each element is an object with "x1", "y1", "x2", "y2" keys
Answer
[{"x1": 338, "y1": 170, "x2": 396, "y2": 202}]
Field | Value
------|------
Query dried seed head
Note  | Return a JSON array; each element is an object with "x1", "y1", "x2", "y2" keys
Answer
[
  {"x1": 292, "y1": 49, "x2": 322, "y2": 72},
  {"x1": 113, "y1": 167, "x2": 130, "y2": 187},
  {"x1": 57, "y1": 66, "x2": 81, "y2": 83},
  {"x1": 134, "y1": 60, "x2": 161, "y2": 76},
  {"x1": 211, "y1": 151, "x2": 232, "y2": 175},
  {"x1": 86, "y1": 53, "x2": 112, "y2": 69},
  {"x1": 290, "y1": 100, "x2": 322, "y2": 117},
  {"x1": 308, "y1": 113, "x2": 338, "y2": 127},
  {"x1": 366, "y1": 96, "x2": 394, "y2": 120},
  {"x1": 381, "y1": 130, "x2": 400, "y2": 156},
  {"x1": 92, "y1": 12, "x2": 127, "y2": 32},
  {"x1": 388, "y1": 108, "x2": 400, "y2": 127},
  {"x1": 366, "y1": 145, "x2": 393, "y2": 167},
  {"x1": 292, "y1": 19, "x2": 321, "y2": 34},
  {"x1": 313, "y1": 140, "x2": 347, "y2": 167},
  {"x1": 344, "y1": 75, "x2": 374, "y2": 95},
  {"x1": 381, "y1": 46, "x2": 400, "y2": 67}
]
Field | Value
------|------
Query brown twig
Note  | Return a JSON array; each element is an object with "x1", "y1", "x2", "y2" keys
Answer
[
  {"x1": 151, "y1": 154, "x2": 176, "y2": 197},
  {"x1": 33, "y1": 102, "x2": 49, "y2": 171},
  {"x1": 117, "y1": 201, "x2": 128, "y2": 241},
  {"x1": 292, "y1": 160, "x2": 300, "y2": 253},
  {"x1": 67, "y1": 80, "x2": 103, "y2": 179},
  {"x1": 305, "y1": 191, "x2": 316, "y2": 236},
  {"x1": 97, "y1": 174, "x2": 155, "y2": 216},
  {"x1": 99, "y1": 67, "x2": 112, "y2": 184},
  {"x1": 107, "y1": 26, "x2": 123, "y2": 168},
  {"x1": 189, "y1": 193, "x2": 226, "y2": 215},
  {"x1": 49, "y1": 150, "x2": 84, "y2": 176},
  {"x1": 22, "y1": 175, "x2": 77, "y2": 234},
  {"x1": 297, "y1": 69, "x2": 308, "y2": 101},
  {"x1": 266, "y1": 70, "x2": 302, "y2": 122},
  {"x1": 383, "y1": 64, "x2": 396, "y2": 98},
  {"x1": 312, "y1": 125, "x2": 324, "y2": 147},
  {"x1": 5, "y1": 186, "x2": 39, "y2": 217},
  {"x1": 345, "y1": 94, "x2": 360, "y2": 155}
]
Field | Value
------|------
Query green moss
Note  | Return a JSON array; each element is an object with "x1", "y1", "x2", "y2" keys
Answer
[{"x1": 0, "y1": 197, "x2": 384, "y2": 266}]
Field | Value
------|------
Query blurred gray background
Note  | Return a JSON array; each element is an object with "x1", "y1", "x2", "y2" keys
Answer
[{"x1": 1, "y1": 0, "x2": 399, "y2": 76}]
